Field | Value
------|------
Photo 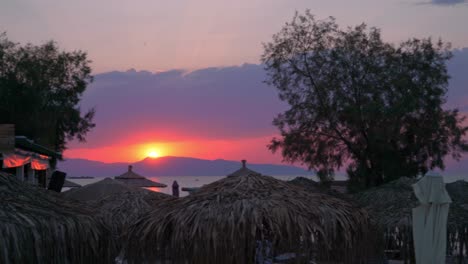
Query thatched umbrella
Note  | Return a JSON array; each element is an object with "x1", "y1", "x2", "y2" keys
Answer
[
  {"x1": 62, "y1": 177, "x2": 135, "y2": 201},
  {"x1": 0, "y1": 171, "x2": 113, "y2": 263},
  {"x1": 445, "y1": 180, "x2": 468, "y2": 260},
  {"x1": 115, "y1": 165, "x2": 167, "y2": 188},
  {"x1": 355, "y1": 177, "x2": 468, "y2": 262},
  {"x1": 228, "y1": 159, "x2": 260, "y2": 177},
  {"x1": 63, "y1": 179, "x2": 81, "y2": 188},
  {"x1": 124, "y1": 172, "x2": 372, "y2": 264},
  {"x1": 90, "y1": 189, "x2": 175, "y2": 260}
]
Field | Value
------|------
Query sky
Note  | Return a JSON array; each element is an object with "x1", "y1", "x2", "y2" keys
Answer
[{"x1": 1, "y1": 0, "x2": 468, "y2": 166}]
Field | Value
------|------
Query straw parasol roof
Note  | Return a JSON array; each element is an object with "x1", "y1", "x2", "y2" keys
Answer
[
  {"x1": 227, "y1": 159, "x2": 260, "y2": 177},
  {"x1": 354, "y1": 177, "x2": 419, "y2": 228},
  {"x1": 289, "y1": 176, "x2": 321, "y2": 191},
  {"x1": 124, "y1": 172, "x2": 372, "y2": 264},
  {"x1": 89, "y1": 189, "x2": 175, "y2": 258},
  {"x1": 355, "y1": 177, "x2": 468, "y2": 230},
  {"x1": 355, "y1": 177, "x2": 468, "y2": 262},
  {"x1": 0, "y1": 171, "x2": 113, "y2": 263},
  {"x1": 446, "y1": 180, "x2": 468, "y2": 229},
  {"x1": 115, "y1": 165, "x2": 167, "y2": 188},
  {"x1": 63, "y1": 179, "x2": 81, "y2": 188},
  {"x1": 62, "y1": 177, "x2": 136, "y2": 201},
  {"x1": 445, "y1": 180, "x2": 468, "y2": 259}
]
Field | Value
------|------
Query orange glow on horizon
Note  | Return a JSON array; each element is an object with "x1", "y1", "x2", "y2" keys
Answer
[
  {"x1": 64, "y1": 136, "x2": 284, "y2": 164},
  {"x1": 147, "y1": 150, "x2": 160, "y2": 158}
]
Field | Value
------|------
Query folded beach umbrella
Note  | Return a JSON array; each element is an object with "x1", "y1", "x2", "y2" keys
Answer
[
  {"x1": 124, "y1": 171, "x2": 373, "y2": 264},
  {"x1": 412, "y1": 174, "x2": 452, "y2": 264}
]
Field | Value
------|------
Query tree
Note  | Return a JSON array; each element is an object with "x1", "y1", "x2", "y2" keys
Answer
[
  {"x1": 261, "y1": 11, "x2": 468, "y2": 191},
  {"x1": 0, "y1": 33, "x2": 95, "y2": 154}
]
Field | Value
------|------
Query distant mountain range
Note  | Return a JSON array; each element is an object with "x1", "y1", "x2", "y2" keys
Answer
[{"x1": 57, "y1": 156, "x2": 313, "y2": 177}]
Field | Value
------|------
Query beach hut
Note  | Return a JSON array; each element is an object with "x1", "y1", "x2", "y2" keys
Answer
[
  {"x1": 0, "y1": 171, "x2": 113, "y2": 263},
  {"x1": 355, "y1": 177, "x2": 468, "y2": 263},
  {"x1": 115, "y1": 165, "x2": 167, "y2": 188},
  {"x1": 124, "y1": 169, "x2": 373, "y2": 263}
]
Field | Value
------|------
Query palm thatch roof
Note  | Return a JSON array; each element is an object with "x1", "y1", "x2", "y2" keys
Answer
[
  {"x1": 0, "y1": 171, "x2": 113, "y2": 263},
  {"x1": 63, "y1": 179, "x2": 81, "y2": 188},
  {"x1": 62, "y1": 177, "x2": 135, "y2": 201},
  {"x1": 288, "y1": 176, "x2": 322, "y2": 191},
  {"x1": 355, "y1": 177, "x2": 468, "y2": 230},
  {"x1": 227, "y1": 159, "x2": 260, "y2": 177},
  {"x1": 446, "y1": 180, "x2": 468, "y2": 229},
  {"x1": 354, "y1": 177, "x2": 418, "y2": 228},
  {"x1": 445, "y1": 180, "x2": 468, "y2": 260},
  {"x1": 89, "y1": 190, "x2": 175, "y2": 256},
  {"x1": 354, "y1": 177, "x2": 468, "y2": 262},
  {"x1": 115, "y1": 165, "x2": 166, "y2": 188},
  {"x1": 124, "y1": 173, "x2": 373, "y2": 264}
]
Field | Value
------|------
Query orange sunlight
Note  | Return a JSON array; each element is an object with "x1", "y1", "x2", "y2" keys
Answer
[{"x1": 64, "y1": 136, "x2": 283, "y2": 164}]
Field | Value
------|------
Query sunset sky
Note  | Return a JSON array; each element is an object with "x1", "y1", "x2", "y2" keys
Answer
[{"x1": 1, "y1": 0, "x2": 468, "y2": 164}]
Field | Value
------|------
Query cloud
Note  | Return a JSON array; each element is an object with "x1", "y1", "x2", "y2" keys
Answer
[
  {"x1": 430, "y1": 0, "x2": 467, "y2": 5},
  {"x1": 72, "y1": 48, "x2": 468, "y2": 150},
  {"x1": 71, "y1": 64, "x2": 287, "y2": 148}
]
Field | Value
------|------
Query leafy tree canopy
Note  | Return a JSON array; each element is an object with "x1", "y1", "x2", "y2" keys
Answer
[
  {"x1": 0, "y1": 33, "x2": 95, "y2": 154},
  {"x1": 262, "y1": 11, "x2": 468, "y2": 191}
]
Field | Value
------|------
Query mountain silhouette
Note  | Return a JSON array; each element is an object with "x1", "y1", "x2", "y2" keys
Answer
[{"x1": 58, "y1": 156, "x2": 313, "y2": 177}]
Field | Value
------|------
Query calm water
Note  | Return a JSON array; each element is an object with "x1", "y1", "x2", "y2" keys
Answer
[{"x1": 66, "y1": 175, "x2": 316, "y2": 197}]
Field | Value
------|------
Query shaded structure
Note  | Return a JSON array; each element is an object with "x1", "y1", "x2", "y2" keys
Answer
[
  {"x1": 90, "y1": 189, "x2": 175, "y2": 260},
  {"x1": 63, "y1": 179, "x2": 82, "y2": 188},
  {"x1": 115, "y1": 165, "x2": 166, "y2": 188},
  {"x1": 227, "y1": 159, "x2": 259, "y2": 177},
  {"x1": 1, "y1": 124, "x2": 62, "y2": 188},
  {"x1": 0, "y1": 171, "x2": 113, "y2": 263},
  {"x1": 62, "y1": 177, "x2": 135, "y2": 201},
  {"x1": 124, "y1": 165, "x2": 373, "y2": 264},
  {"x1": 355, "y1": 177, "x2": 468, "y2": 262},
  {"x1": 446, "y1": 180, "x2": 468, "y2": 260},
  {"x1": 288, "y1": 176, "x2": 321, "y2": 192}
]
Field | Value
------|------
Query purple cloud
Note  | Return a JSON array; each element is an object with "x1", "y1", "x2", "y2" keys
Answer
[{"x1": 430, "y1": 0, "x2": 467, "y2": 5}]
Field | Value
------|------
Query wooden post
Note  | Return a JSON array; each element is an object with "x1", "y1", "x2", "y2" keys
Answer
[
  {"x1": 15, "y1": 165, "x2": 24, "y2": 182},
  {"x1": 27, "y1": 166, "x2": 35, "y2": 184}
]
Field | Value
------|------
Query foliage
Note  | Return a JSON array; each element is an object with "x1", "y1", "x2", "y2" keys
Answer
[
  {"x1": 262, "y1": 11, "x2": 468, "y2": 190},
  {"x1": 0, "y1": 33, "x2": 95, "y2": 153}
]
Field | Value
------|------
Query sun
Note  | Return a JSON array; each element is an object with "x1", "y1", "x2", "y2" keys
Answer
[{"x1": 147, "y1": 150, "x2": 160, "y2": 158}]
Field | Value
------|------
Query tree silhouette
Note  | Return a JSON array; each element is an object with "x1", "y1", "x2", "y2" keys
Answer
[
  {"x1": 0, "y1": 33, "x2": 95, "y2": 153},
  {"x1": 262, "y1": 11, "x2": 468, "y2": 191}
]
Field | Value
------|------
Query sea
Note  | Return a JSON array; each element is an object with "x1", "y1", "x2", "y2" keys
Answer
[
  {"x1": 65, "y1": 173, "x2": 468, "y2": 197},
  {"x1": 65, "y1": 175, "x2": 315, "y2": 197}
]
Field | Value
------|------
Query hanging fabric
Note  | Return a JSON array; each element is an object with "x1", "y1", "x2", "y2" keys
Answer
[
  {"x1": 2, "y1": 153, "x2": 31, "y2": 168},
  {"x1": 31, "y1": 157, "x2": 50, "y2": 170}
]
